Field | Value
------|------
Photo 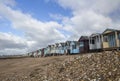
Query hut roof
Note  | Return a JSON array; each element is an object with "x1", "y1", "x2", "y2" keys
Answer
[{"x1": 78, "y1": 36, "x2": 89, "y2": 41}]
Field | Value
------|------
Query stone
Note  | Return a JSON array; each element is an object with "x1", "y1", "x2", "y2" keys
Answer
[{"x1": 29, "y1": 51, "x2": 120, "y2": 81}]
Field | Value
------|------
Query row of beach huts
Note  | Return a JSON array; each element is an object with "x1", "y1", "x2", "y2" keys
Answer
[{"x1": 27, "y1": 28, "x2": 120, "y2": 57}]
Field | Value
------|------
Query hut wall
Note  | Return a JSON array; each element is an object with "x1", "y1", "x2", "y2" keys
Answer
[
  {"x1": 70, "y1": 41, "x2": 79, "y2": 54},
  {"x1": 80, "y1": 41, "x2": 89, "y2": 53},
  {"x1": 89, "y1": 35, "x2": 102, "y2": 51}
]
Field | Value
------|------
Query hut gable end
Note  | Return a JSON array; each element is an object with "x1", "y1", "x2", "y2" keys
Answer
[{"x1": 102, "y1": 28, "x2": 120, "y2": 35}]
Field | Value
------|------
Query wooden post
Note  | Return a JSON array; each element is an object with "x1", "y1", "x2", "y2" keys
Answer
[
  {"x1": 115, "y1": 31, "x2": 119, "y2": 47},
  {"x1": 101, "y1": 34, "x2": 104, "y2": 48}
]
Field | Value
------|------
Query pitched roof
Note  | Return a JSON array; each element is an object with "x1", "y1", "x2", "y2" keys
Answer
[
  {"x1": 102, "y1": 28, "x2": 120, "y2": 34},
  {"x1": 78, "y1": 36, "x2": 89, "y2": 41},
  {"x1": 90, "y1": 33, "x2": 101, "y2": 37}
]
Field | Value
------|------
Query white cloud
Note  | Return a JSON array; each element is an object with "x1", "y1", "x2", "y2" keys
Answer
[
  {"x1": 0, "y1": 0, "x2": 16, "y2": 7},
  {"x1": 55, "y1": 0, "x2": 120, "y2": 40},
  {"x1": 92, "y1": 0, "x2": 120, "y2": 14},
  {"x1": 0, "y1": 32, "x2": 27, "y2": 49},
  {"x1": 0, "y1": 32, "x2": 28, "y2": 55},
  {"x1": 49, "y1": 14, "x2": 66, "y2": 20},
  {"x1": 0, "y1": 0, "x2": 67, "y2": 55},
  {"x1": 60, "y1": 11, "x2": 113, "y2": 40},
  {"x1": 57, "y1": 0, "x2": 120, "y2": 14}
]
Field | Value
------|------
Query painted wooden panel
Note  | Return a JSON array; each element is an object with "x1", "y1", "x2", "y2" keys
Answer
[
  {"x1": 44, "y1": 48, "x2": 48, "y2": 56},
  {"x1": 70, "y1": 41, "x2": 80, "y2": 54},
  {"x1": 103, "y1": 42, "x2": 109, "y2": 48},
  {"x1": 108, "y1": 34, "x2": 116, "y2": 47},
  {"x1": 103, "y1": 30, "x2": 112, "y2": 34},
  {"x1": 38, "y1": 49, "x2": 41, "y2": 56},
  {"x1": 118, "y1": 33, "x2": 120, "y2": 47},
  {"x1": 102, "y1": 31, "x2": 120, "y2": 49},
  {"x1": 58, "y1": 44, "x2": 65, "y2": 54},
  {"x1": 70, "y1": 48, "x2": 79, "y2": 54},
  {"x1": 89, "y1": 34, "x2": 102, "y2": 50},
  {"x1": 79, "y1": 36, "x2": 89, "y2": 53},
  {"x1": 102, "y1": 29, "x2": 120, "y2": 49}
]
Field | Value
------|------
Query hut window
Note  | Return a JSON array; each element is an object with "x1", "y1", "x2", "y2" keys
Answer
[
  {"x1": 118, "y1": 33, "x2": 120, "y2": 39},
  {"x1": 72, "y1": 45, "x2": 76, "y2": 49},
  {"x1": 104, "y1": 36, "x2": 108, "y2": 42},
  {"x1": 92, "y1": 39, "x2": 95, "y2": 44},
  {"x1": 80, "y1": 42, "x2": 84, "y2": 47}
]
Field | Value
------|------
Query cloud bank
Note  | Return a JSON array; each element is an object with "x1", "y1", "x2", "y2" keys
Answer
[{"x1": 0, "y1": 0, "x2": 120, "y2": 55}]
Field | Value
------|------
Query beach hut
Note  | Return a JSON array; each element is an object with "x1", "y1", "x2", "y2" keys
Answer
[
  {"x1": 55, "y1": 43, "x2": 59, "y2": 55},
  {"x1": 50, "y1": 45, "x2": 56, "y2": 56},
  {"x1": 32, "y1": 51, "x2": 35, "y2": 57},
  {"x1": 57, "y1": 43, "x2": 61, "y2": 54},
  {"x1": 65, "y1": 41, "x2": 71, "y2": 55},
  {"x1": 50, "y1": 45, "x2": 53, "y2": 55},
  {"x1": 46, "y1": 45, "x2": 52, "y2": 56},
  {"x1": 44, "y1": 47, "x2": 49, "y2": 57},
  {"x1": 36, "y1": 50, "x2": 39, "y2": 57},
  {"x1": 57, "y1": 43, "x2": 65, "y2": 55},
  {"x1": 78, "y1": 36, "x2": 89, "y2": 53},
  {"x1": 32, "y1": 50, "x2": 39, "y2": 57},
  {"x1": 70, "y1": 41, "x2": 80, "y2": 54},
  {"x1": 38, "y1": 49, "x2": 42, "y2": 57},
  {"x1": 61, "y1": 43, "x2": 66, "y2": 55},
  {"x1": 102, "y1": 29, "x2": 120, "y2": 50},
  {"x1": 89, "y1": 33, "x2": 102, "y2": 51},
  {"x1": 28, "y1": 52, "x2": 33, "y2": 57},
  {"x1": 41, "y1": 48, "x2": 44, "y2": 57}
]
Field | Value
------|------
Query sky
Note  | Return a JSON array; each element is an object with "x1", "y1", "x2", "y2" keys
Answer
[{"x1": 0, "y1": 0, "x2": 120, "y2": 55}]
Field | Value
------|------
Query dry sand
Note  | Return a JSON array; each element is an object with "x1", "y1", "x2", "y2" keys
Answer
[{"x1": 0, "y1": 55, "x2": 76, "y2": 81}]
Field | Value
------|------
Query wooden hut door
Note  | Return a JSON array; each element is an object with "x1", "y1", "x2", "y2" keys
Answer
[{"x1": 108, "y1": 34, "x2": 116, "y2": 47}]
